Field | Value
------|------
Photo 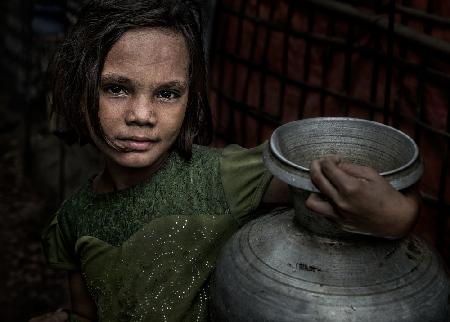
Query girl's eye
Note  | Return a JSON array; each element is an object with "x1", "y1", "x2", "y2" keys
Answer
[
  {"x1": 157, "y1": 89, "x2": 180, "y2": 102},
  {"x1": 103, "y1": 84, "x2": 127, "y2": 96}
]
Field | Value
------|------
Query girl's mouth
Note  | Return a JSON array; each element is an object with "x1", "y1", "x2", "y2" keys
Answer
[{"x1": 115, "y1": 136, "x2": 159, "y2": 151}]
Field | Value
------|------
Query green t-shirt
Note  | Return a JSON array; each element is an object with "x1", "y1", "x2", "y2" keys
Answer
[{"x1": 42, "y1": 143, "x2": 272, "y2": 322}]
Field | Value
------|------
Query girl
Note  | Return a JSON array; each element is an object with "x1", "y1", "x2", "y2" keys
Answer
[{"x1": 32, "y1": 0, "x2": 419, "y2": 321}]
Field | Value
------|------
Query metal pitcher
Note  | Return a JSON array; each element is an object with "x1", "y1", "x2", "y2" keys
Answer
[{"x1": 211, "y1": 117, "x2": 449, "y2": 322}]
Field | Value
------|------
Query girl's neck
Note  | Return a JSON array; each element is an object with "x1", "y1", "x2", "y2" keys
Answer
[{"x1": 93, "y1": 153, "x2": 169, "y2": 193}]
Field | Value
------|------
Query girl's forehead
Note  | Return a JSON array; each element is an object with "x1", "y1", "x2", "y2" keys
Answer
[
  {"x1": 102, "y1": 28, "x2": 189, "y2": 81},
  {"x1": 109, "y1": 28, "x2": 187, "y2": 59}
]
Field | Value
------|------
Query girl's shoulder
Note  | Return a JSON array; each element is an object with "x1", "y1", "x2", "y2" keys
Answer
[
  {"x1": 191, "y1": 142, "x2": 268, "y2": 164},
  {"x1": 190, "y1": 144, "x2": 222, "y2": 162},
  {"x1": 57, "y1": 179, "x2": 94, "y2": 214}
]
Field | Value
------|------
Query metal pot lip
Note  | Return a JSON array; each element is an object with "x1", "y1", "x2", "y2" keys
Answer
[{"x1": 269, "y1": 117, "x2": 419, "y2": 177}]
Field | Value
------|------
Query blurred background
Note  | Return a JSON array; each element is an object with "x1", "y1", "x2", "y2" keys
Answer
[{"x1": 0, "y1": 0, "x2": 449, "y2": 320}]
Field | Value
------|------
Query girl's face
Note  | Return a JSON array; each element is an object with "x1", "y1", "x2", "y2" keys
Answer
[{"x1": 93, "y1": 28, "x2": 189, "y2": 170}]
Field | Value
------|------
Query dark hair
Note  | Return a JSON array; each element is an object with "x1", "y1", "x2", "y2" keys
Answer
[{"x1": 49, "y1": 0, "x2": 213, "y2": 159}]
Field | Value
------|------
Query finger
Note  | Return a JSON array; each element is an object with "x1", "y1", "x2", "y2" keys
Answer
[
  {"x1": 338, "y1": 223, "x2": 375, "y2": 236},
  {"x1": 29, "y1": 317, "x2": 41, "y2": 322},
  {"x1": 36, "y1": 311, "x2": 67, "y2": 322},
  {"x1": 305, "y1": 193, "x2": 340, "y2": 220},
  {"x1": 309, "y1": 159, "x2": 339, "y2": 200},
  {"x1": 29, "y1": 313, "x2": 52, "y2": 322},
  {"x1": 338, "y1": 162, "x2": 379, "y2": 180},
  {"x1": 322, "y1": 154, "x2": 342, "y2": 164},
  {"x1": 53, "y1": 310, "x2": 69, "y2": 322},
  {"x1": 320, "y1": 157, "x2": 361, "y2": 193}
]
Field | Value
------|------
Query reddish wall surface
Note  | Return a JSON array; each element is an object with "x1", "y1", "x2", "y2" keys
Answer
[{"x1": 209, "y1": 0, "x2": 450, "y2": 266}]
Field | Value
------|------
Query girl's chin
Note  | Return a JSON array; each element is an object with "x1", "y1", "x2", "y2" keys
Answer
[
  {"x1": 114, "y1": 157, "x2": 159, "y2": 169},
  {"x1": 109, "y1": 152, "x2": 167, "y2": 170}
]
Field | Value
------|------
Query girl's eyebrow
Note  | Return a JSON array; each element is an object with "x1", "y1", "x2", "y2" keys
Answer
[
  {"x1": 100, "y1": 74, "x2": 131, "y2": 85},
  {"x1": 100, "y1": 74, "x2": 187, "y2": 90},
  {"x1": 156, "y1": 80, "x2": 188, "y2": 90}
]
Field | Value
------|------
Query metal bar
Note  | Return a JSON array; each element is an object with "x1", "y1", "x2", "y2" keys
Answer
[
  {"x1": 413, "y1": 1, "x2": 433, "y2": 152},
  {"x1": 220, "y1": 3, "x2": 450, "y2": 84},
  {"x1": 218, "y1": 49, "x2": 382, "y2": 110},
  {"x1": 392, "y1": 0, "x2": 411, "y2": 129},
  {"x1": 389, "y1": 55, "x2": 450, "y2": 84},
  {"x1": 213, "y1": 5, "x2": 233, "y2": 142},
  {"x1": 213, "y1": 83, "x2": 450, "y2": 148},
  {"x1": 319, "y1": 18, "x2": 337, "y2": 116},
  {"x1": 382, "y1": 0, "x2": 395, "y2": 123},
  {"x1": 217, "y1": 73, "x2": 450, "y2": 142},
  {"x1": 220, "y1": 4, "x2": 349, "y2": 50},
  {"x1": 231, "y1": 0, "x2": 249, "y2": 143},
  {"x1": 392, "y1": 110, "x2": 450, "y2": 140},
  {"x1": 256, "y1": 0, "x2": 277, "y2": 143},
  {"x1": 297, "y1": 12, "x2": 315, "y2": 119},
  {"x1": 217, "y1": 45, "x2": 450, "y2": 119},
  {"x1": 213, "y1": 90, "x2": 281, "y2": 126},
  {"x1": 293, "y1": 0, "x2": 450, "y2": 57},
  {"x1": 368, "y1": 0, "x2": 384, "y2": 121},
  {"x1": 420, "y1": 193, "x2": 450, "y2": 215},
  {"x1": 240, "y1": 0, "x2": 263, "y2": 144},
  {"x1": 342, "y1": 23, "x2": 354, "y2": 116},
  {"x1": 396, "y1": 4, "x2": 450, "y2": 27},
  {"x1": 368, "y1": 35, "x2": 380, "y2": 120},
  {"x1": 231, "y1": 0, "x2": 248, "y2": 96},
  {"x1": 204, "y1": 0, "x2": 218, "y2": 54},
  {"x1": 423, "y1": 0, "x2": 448, "y2": 254},
  {"x1": 436, "y1": 95, "x2": 450, "y2": 250},
  {"x1": 412, "y1": 66, "x2": 426, "y2": 152},
  {"x1": 277, "y1": 0, "x2": 295, "y2": 121},
  {"x1": 212, "y1": 51, "x2": 387, "y2": 113},
  {"x1": 240, "y1": 5, "x2": 262, "y2": 104}
]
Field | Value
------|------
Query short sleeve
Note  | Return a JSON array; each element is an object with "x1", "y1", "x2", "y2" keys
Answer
[
  {"x1": 220, "y1": 142, "x2": 273, "y2": 225},
  {"x1": 41, "y1": 215, "x2": 79, "y2": 271}
]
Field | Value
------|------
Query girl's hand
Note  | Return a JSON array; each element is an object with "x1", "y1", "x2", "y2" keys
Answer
[
  {"x1": 29, "y1": 309, "x2": 68, "y2": 322},
  {"x1": 306, "y1": 156, "x2": 420, "y2": 239}
]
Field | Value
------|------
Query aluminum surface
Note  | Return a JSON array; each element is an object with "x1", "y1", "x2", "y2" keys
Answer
[
  {"x1": 211, "y1": 209, "x2": 449, "y2": 321},
  {"x1": 266, "y1": 117, "x2": 423, "y2": 192}
]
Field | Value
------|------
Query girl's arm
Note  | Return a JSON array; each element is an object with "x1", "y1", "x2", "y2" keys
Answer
[
  {"x1": 28, "y1": 273, "x2": 97, "y2": 322},
  {"x1": 69, "y1": 272, "x2": 97, "y2": 322},
  {"x1": 262, "y1": 156, "x2": 420, "y2": 239}
]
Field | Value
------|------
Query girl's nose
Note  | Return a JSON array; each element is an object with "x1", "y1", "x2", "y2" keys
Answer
[{"x1": 125, "y1": 95, "x2": 157, "y2": 126}]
